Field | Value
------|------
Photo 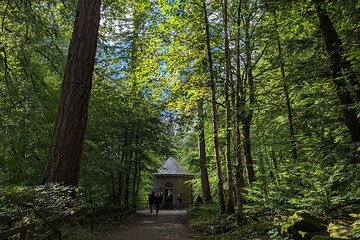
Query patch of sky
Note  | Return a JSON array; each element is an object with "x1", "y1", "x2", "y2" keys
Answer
[
  {"x1": 160, "y1": 87, "x2": 171, "y2": 100},
  {"x1": 178, "y1": 65, "x2": 197, "y2": 83},
  {"x1": 141, "y1": 87, "x2": 152, "y2": 100},
  {"x1": 147, "y1": 3, "x2": 164, "y2": 23},
  {"x1": 161, "y1": 108, "x2": 176, "y2": 124},
  {"x1": 95, "y1": 38, "x2": 134, "y2": 81}
]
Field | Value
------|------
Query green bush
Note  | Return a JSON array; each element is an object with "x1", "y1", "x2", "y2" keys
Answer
[
  {"x1": 0, "y1": 183, "x2": 75, "y2": 228},
  {"x1": 188, "y1": 204, "x2": 280, "y2": 239}
]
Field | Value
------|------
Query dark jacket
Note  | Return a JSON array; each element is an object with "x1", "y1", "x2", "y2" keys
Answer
[
  {"x1": 149, "y1": 193, "x2": 155, "y2": 205},
  {"x1": 155, "y1": 196, "x2": 161, "y2": 207}
]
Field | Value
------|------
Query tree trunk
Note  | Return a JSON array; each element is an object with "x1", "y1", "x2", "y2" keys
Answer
[
  {"x1": 131, "y1": 134, "x2": 140, "y2": 204},
  {"x1": 262, "y1": 138, "x2": 276, "y2": 184},
  {"x1": 132, "y1": 149, "x2": 140, "y2": 204},
  {"x1": 222, "y1": 0, "x2": 235, "y2": 215},
  {"x1": 42, "y1": 0, "x2": 101, "y2": 186},
  {"x1": 242, "y1": 14, "x2": 255, "y2": 185},
  {"x1": 110, "y1": 171, "x2": 117, "y2": 206},
  {"x1": 198, "y1": 98, "x2": 213, "y2": 203},
  {"x1": 313, "y1": 0, "x2": 360, "y2": 143},
  {"x1": 202, "y1": 0, "x2": 226, "y2": 213},
  {"x1": 117, "y1": 170, "x2": 122, "y2": 206},
  {"x1": 134, "y1": 153, "x2": 142, "y2": 204},
  {"x1": 273, "y1": 9, "x2": 298, "y2": 161},
  {"x1": 271, "y1": 149, "x2": 278, "y2": 171},
  {"x1": 234, "y1": 0, "x2": 244, "y2": 222},
  {"x1": 257, "y1": 144, "x2": 269, "y2": 196},
  {"x1": 124, "y1": 131, "x2": 133, "y2": 205},
  {"x1": 242, "y1": 119, "x2": 255, "y2": 184},
  {"x1": 117, "y1": 142, "x2": 126, "y2": 206}
]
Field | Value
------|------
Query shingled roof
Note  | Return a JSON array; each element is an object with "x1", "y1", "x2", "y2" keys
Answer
[{"x1": 154, "y1": 157, "x2": 192, "y2": 176}]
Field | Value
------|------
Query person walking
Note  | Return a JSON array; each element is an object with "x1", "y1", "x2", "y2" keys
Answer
[
  {"x1": 155, "y1": 192, "x2": 161, "y2": 215},
  {"x1": 176, "y1": 194, "x2": 182, "y2": 210},
  {"x1": 166, "y1": 193, "x2": 173, "y2": 209},
  {"x1": 148, "y1": 191, "x2": 155, "y2": 214}
]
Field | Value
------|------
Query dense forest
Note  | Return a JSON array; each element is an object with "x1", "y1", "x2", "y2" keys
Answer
[{"x1": 1, "y1": 0, "x2": 360, "y2": 239}]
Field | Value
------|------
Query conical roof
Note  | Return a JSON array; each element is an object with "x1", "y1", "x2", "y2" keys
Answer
[{"x1": 154, "y1": 157, "x2": 192, "y2": 176}]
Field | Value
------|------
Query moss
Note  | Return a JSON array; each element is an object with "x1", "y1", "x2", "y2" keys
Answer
[
  {"x1": 283, "y1": 210, "x2": 326, "y2": 232},
  {"x1": 282, "y1": 210, "x2": 328, "y2": 239}
]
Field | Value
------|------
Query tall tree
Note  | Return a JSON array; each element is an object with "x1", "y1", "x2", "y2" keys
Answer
[
  {"x1": 198, "y1": 98, "x2": 213, "y2": 203},
  {"x1": 202, "y1": 0, "x2": 226, "y2": 213},
  {"x1": 234, "y1": 0, "x2": 244, "y2": 222},
  {"x1": 312, "y1": 0, "x2": 360, "y2": 143},
  {"x1": 42, "y1": 0, "x2": 102, "y2": 186},
  {"x1": 273, "y1": 9, "x2": 298, "y2": 161},
  {"x1": 222, "y1": 0, "x2": 235, "y2": 214},
  {"x1": 0, "y1": 0, "x2": 73, "y2": 186},
  {"x1": 241, "y1": 1, "x2": 256, "y2": 184}
]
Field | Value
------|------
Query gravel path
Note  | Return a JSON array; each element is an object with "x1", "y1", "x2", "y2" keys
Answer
[{"x1": 98, "y1": 210, "x2": 204, "y2": 240}]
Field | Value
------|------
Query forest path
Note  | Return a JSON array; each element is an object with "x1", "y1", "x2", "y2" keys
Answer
[{"x1": 97, "y1": 209, "x2": 205, "y2": 240}]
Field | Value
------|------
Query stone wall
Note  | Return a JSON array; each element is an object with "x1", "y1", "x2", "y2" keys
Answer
[{"x1": 152, "y1": 175, "x2": 193, "y2": 208}]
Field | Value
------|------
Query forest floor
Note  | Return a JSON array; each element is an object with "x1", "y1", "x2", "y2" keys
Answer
[{"x1": 96, "y1": 209, "x2": 205, "y2": 240}]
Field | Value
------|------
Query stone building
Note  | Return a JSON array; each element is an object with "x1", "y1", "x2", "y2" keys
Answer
[{"x1": 152, "y1": 157, "x2": 193, "y2": 208}]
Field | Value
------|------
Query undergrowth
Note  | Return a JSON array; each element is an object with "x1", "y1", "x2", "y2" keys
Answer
[
  {"x1": 188, "y1": 202, "x2": 360, "y2": 240},
  {"x1": 188, "y1": 204, "x2": 282, "y2": 240}
]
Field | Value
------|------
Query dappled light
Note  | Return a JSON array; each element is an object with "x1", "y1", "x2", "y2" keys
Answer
[{"x1": 1, "y1": 0, "x2": 360, "y2": 239}]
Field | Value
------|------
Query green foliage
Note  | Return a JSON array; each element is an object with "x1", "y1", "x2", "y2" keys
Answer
[
  {"x1": 0, "y1": 0, "x2": 174, "y2": 212},
  {"x1": 61, "y1": 225, "x2": 94, "y2": 240},
  {"x1": 281, "y1": 210, "x2": 327, "y2": 238},
  {"x1": 237, "y1": 162, "x2": 360, "y2": 219},
  {"x1": 188, "y1": 204, "x2": 236, "y2": 234},
  {"x1": 188, "y1": 204, "x2": 281, "y2": 239},
  {"x1": 351, "y1": 218, "x2": 360, "y2": 239},
  {"x1": 0, "y1": 183, "x2": 75, "y2": 228},
  {"x1": 0, "y1": 0, "x2": 73, "y2": 186},
  {"x1": 0, "y1": 0, "x2": 360, "y2": 238},
  {"x1": 76, "y1": 0, "x2": 174, "y2": 208}
]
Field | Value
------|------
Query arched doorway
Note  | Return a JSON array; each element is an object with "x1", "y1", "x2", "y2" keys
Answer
[{"x1": 164, "y1": 182, "x2": 173, "y2": 209}]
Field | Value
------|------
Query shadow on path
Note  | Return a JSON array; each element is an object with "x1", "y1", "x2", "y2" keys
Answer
[{"x1": 98, "y1": 210, "x2": 204, "y2": 240}]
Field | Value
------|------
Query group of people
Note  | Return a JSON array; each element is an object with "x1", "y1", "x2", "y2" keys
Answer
[
  {"x1": 148, "y1": 191, "x2": 162, "y2": 215},
  {"x1": 148, "y1": 191, "x2": 183, "y2": 215}
]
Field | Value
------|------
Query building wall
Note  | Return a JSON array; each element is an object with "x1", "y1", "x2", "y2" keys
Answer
[{"x1": 152, "y1": 175, "x2": 192, "y2": 208}]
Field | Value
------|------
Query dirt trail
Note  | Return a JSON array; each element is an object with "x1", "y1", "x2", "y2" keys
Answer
[{"x1": 98, "y1": 210, "x2": 205, "y2": 240}]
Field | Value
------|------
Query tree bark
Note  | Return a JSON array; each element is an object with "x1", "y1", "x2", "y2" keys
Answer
[
  {"x1": 242, "y1": 119, "x2": 255, "y2": 184},
  {"x1": 110, "y1": 171, "x2": 117, "y2": 206},
  {"x1": 198, "y1": 98, "x2": 213, "y2": 203},
  {"x1": 117, "y1": 140, "x2": 127, "y2": 206},
  {"x1": 134, "y1": 152, "x2": 142, "y2": 205},
  {"x1": 42, "y1": 0, "x2": 101, "y2": 186},
  {"x1": 313, "y1": 0, "x2": 360, "y2": 142},
  {"x1": 234, "y1": 0, "x2": 244, "y2": 222},
  {"x1": 202, "y1": 0, "x2": 226, "y2": 213},
  {"x1": 117, "y1": 170, "x2": 122, "y2": 206},
  {"x1": 131, "y1": 133, "x2": 140, "y2": 204},
  {"x1": 242, "y1": 13, "x2": 255, "y2": 185},
  {"x1": 222, "y1": 0, "x2": 235, "y2": 215},
  {"x1": 118, "y1": 131, "x2": 131, "y2": 206},
  {"x1": 125, "y1": 130, "x2": 135, "y2": 205},
  {"x1": 132, "y1": 148, "x2": 140, "y2": 204}
]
